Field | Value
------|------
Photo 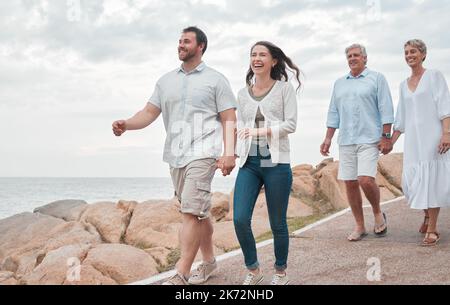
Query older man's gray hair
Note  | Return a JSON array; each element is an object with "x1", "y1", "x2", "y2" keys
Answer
[
  {"x1": 345, "y1": 43, "x2": 368, "y2": 63},
  {"x1": 404, "y1": 39, "x2": 427, "y2": 62}
]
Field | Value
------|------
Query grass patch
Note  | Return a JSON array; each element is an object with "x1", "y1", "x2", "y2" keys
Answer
[
  {"x1": 255, "y1": 212, "x2": 337, "y2": 243},
  {"x1": 157, "y1": 248, "x2": 181, "y2": 273}
]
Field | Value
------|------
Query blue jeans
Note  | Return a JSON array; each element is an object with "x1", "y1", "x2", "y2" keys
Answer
[{"x1": 233, "y1": 144, "x2": 293, "y2": 271}]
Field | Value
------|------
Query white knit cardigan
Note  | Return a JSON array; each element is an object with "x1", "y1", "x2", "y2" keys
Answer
[{"x1": 236, "y1": 80, "x2": 298, "y2": 167}]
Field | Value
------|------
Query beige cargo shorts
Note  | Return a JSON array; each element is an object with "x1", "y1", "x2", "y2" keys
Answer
[{"x1": 170, "y1": 158, "x2": 217, "y2": 220}]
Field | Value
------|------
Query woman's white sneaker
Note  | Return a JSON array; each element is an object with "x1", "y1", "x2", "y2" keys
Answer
[
  {"x1": 271, "y1": 273, "x2": 289, "y2": 285},
  {"x1": 242, "y1": 272, "x2": 264, "y2": 285}
]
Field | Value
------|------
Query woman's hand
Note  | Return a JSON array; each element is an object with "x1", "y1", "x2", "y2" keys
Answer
[
  {"x1": 238, "y1": 128, "x2": 260, "y2": 139},
  {"x1": 438, "y1": 132, "x2": 450, "y2": 154}
]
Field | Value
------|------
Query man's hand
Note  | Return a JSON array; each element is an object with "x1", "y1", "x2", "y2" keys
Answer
[
  {"x1": 378, "y1": 137, "x2": 393, "y2": 155},
  {"x1": 438, "y1": 133, "x2": 450, "y2": 154},
  {"x1": 320, "y1": 138, "x2": 332, "y2": 156},
  {"x1": 112, "y1": 120, "x2": 127, "y2": 136},
  {"x1": 216, "y1": 156, "x2": 236, "y2": 176}
]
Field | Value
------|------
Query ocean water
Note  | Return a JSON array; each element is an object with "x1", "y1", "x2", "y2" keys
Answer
[{"x1": 0, "y1": 176, "x2": 236, "y2": 220}]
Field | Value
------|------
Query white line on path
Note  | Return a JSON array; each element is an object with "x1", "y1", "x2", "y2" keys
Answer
[{"x1": 129, "y1": 196, "x2": 405, "y2": 285}]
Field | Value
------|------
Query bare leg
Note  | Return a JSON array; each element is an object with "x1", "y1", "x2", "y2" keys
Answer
[
  {"x1": 199, "y1": 218, "x2": 215, "y2": 263},
  {"x1": 176, "y1": 213, "x2": 203, "y2": 278},
  {"x1": 345, "y1": 180, "x2": 366, "y2": 234},
  {"x1": 427, "y1": 208, "x2": 440, "y2": 233},
  {"x1": 358, "y1": 176, "x2": 384, "y2": 231}
]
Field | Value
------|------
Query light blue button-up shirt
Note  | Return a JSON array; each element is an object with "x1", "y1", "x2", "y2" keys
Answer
[
  {"x1": 148, "y1": 62, "x2": 237, "y2": 168},
  {"x1": 326, "y1": 68, "x2": 394, "y2": 145}
]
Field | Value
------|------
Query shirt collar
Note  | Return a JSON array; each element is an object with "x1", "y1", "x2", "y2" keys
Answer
[
  {"x1": 347, "y1": 67, "x2": 369, "y2": 79},
  {"x1": 178, "y1": 61, "x2": 206, "y2": 74}
]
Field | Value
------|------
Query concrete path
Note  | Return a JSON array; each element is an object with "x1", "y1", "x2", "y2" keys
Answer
[{"x1": 144, "y1": 198, "x2": 450, "y2": 285}]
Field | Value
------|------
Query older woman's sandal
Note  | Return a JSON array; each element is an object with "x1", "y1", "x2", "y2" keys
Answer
[{"x1": 421, "y1": 232, "x2": 440, "y2": 247}]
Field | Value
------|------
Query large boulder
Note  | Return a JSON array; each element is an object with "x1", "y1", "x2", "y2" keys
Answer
[
  {"x1": 210, "y1": 192, "x2": 230, "y2": 222},
  {"x1": 0, "y1": 213, "x2": 65, "y2": 260},
  {"x1": 0, "y1": 271, "x2": 16, "y2": 285},
  {"x1": 125, "y1": 200, "x2": 182, "y2": 249},
  {"x1": 20, "y1": 244, "x2": 91, "y2": 285},
  {"x1": 291, "y1": 175, "x2": 317, "y2": 199},
  {"x1": 79, "y1": 201, "x2": 137, "y2": 244},
  {"x1": 33, "y1": 200, "x2": 88, "y2": 222},
  {"x1": 378, "y1": 153, "x2": 403, "y2": 190},
  {"x1": 315, "y1": 161, "x2": 349, "y2": 209},
  {"x1": 78, "y1": 244, "x2": 158, "y2": 284}
]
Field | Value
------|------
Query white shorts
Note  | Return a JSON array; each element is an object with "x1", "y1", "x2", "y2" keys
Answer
[{"x1": 338, "y1": 144, "x2": 379, "y2": 181}]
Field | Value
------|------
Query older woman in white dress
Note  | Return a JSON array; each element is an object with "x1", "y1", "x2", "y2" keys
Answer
[{"x1": 391, "y1": 39, "x2": 450, "y2": 246}]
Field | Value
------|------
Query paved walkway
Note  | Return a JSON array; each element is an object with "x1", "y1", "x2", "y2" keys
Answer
[{"x1": 146, "y1": 198, "x2": 450, "y2": 285}]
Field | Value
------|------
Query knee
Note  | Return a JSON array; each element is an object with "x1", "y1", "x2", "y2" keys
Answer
[
  {"x1": 270, "y1": 222, "x2": 288, "y2": 235},
  {"x1": 358, "y1": 176, "x2": 376, "y2": 189},
  {"x1": 344, "y1": 180, "x2": 359, "y2": 189},
  {"x1": 233, "y1": 217, "x2": 250, "y2": 231}
]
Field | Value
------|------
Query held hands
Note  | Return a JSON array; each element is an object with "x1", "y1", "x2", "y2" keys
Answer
[
  {"x1": 438, "y1": 133, "x2": 450, "y2": 154},
  {"x1": 378, "y1": 137, "x2": 393, "y2": 155},
  {"x1": 112, "y1": 120, "x2": 127, "y2": 136},
  {"x1": 216, "y1": 156, "x2": 236, "y2": 176},
  {"x1": 320, "y1": 138, "x2": 332, "y2": 156},
  {"x1": 237, "y1": 128, "x2": 260, "y2": 139}
]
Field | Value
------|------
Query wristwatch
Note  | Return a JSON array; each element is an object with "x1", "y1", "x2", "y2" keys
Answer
[{"x1": 382, "y1": 133, "x2": 392, "y2": 139}]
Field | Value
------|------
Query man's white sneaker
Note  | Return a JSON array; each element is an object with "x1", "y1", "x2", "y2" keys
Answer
[
  {"x1": 188, "y1": 260, "x2": 217, "y2": 285},
  {"x1": 162, "y1": 272, "x2": 189, "y2": 285}
]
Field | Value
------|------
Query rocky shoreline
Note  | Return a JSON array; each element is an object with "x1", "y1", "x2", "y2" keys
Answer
[{"x1": 0, "y1": 154, "x2": 403, "y2": 285}]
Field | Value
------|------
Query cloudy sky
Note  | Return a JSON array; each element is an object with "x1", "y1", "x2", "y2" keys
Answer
[{"x1": 1, "y1": 0, "x2": 449, "y2": 177}]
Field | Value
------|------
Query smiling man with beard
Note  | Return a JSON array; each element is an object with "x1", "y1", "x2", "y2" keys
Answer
[{"x1": 112, "y1": 26, "x2": 237, "y2": 285}]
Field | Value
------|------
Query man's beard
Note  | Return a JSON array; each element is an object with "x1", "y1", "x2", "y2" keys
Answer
[{"x1": 178, "y1": 48, "x2": 196, "y2": 62}]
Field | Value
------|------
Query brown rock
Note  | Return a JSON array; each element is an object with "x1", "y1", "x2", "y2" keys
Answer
[
  {"x1": 210, "y1": 192, "x2": 230, "y2": 222},
  {"x1": 315, "y1": 161, "x2": 349, "y2": 209},
  {"x1": 0, "y1": 271, "x2": 17, "y2": 285},
  {"x1": 33, "y1": 200, "x2": 88, "y2": 222},
  {"x1": 125, "y1": 200, "x2": 182, "y2": 249},
  {"x1": 145, "y1": 247, "x2": 172, "y2": 268},
  {"x1": 378, "y1": 153, "x2": 403, "y2": 190},
  {"x1": 292, "y1": 164, "x2": 314, "y2": 176},
  {"x1": 80, "y1": 201, "x2": 135, "y2": 244},
  {"x1": 0, "y1": 213, "x2": 66, "y2": 262},
  {"x1": 292, "y1": 175, "x2": 317, "y2": 198},
  {"x1": 21, "y1": 244, "x2": 91, "y2": 285},
  {"x1": 66, "y1": 264, "x2": 117, "y2": 285},
  {"x1": 81, "y1": 244, "x2": 158, "y2": 284}
]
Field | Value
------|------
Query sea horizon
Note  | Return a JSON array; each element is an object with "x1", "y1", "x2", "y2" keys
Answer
[{"x1": 0, "y1": 176, "x2": 236, "y2": 220}]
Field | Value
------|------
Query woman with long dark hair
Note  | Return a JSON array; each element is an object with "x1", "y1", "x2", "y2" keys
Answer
[{"x1": 233, "y1": 41, "x2": 301, "y2": 285}]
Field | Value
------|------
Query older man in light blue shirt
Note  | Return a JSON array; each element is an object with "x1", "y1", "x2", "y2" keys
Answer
[{"x1": 320, "y1": 44, "x2": 394, "y2": 242}]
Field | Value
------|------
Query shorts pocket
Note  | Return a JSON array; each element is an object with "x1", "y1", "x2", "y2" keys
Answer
[{"x1": 196, "y1": 181, "x2": 212, "y2": 219}]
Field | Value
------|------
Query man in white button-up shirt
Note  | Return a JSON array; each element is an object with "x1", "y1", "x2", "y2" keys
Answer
[{"x1": 112, "y1": 27, "x2": 237, "y2": 285}]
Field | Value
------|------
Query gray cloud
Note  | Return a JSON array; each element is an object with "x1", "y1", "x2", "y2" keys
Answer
[{"x1": 1, "y1": 0, "x2": 449, "y2": 177}]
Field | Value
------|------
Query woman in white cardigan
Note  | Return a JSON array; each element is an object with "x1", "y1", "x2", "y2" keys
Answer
[
  {"x1": 233, "y1": 41, "x2": 300, "y2": 285},
  {"x1": 392, "y1": 39, "x2": 450, "y2": 246}
]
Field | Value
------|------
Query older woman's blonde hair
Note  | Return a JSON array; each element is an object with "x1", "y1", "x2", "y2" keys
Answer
[{"x1": 404, "y1": 39, "x2": 427, "y2": 62}]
